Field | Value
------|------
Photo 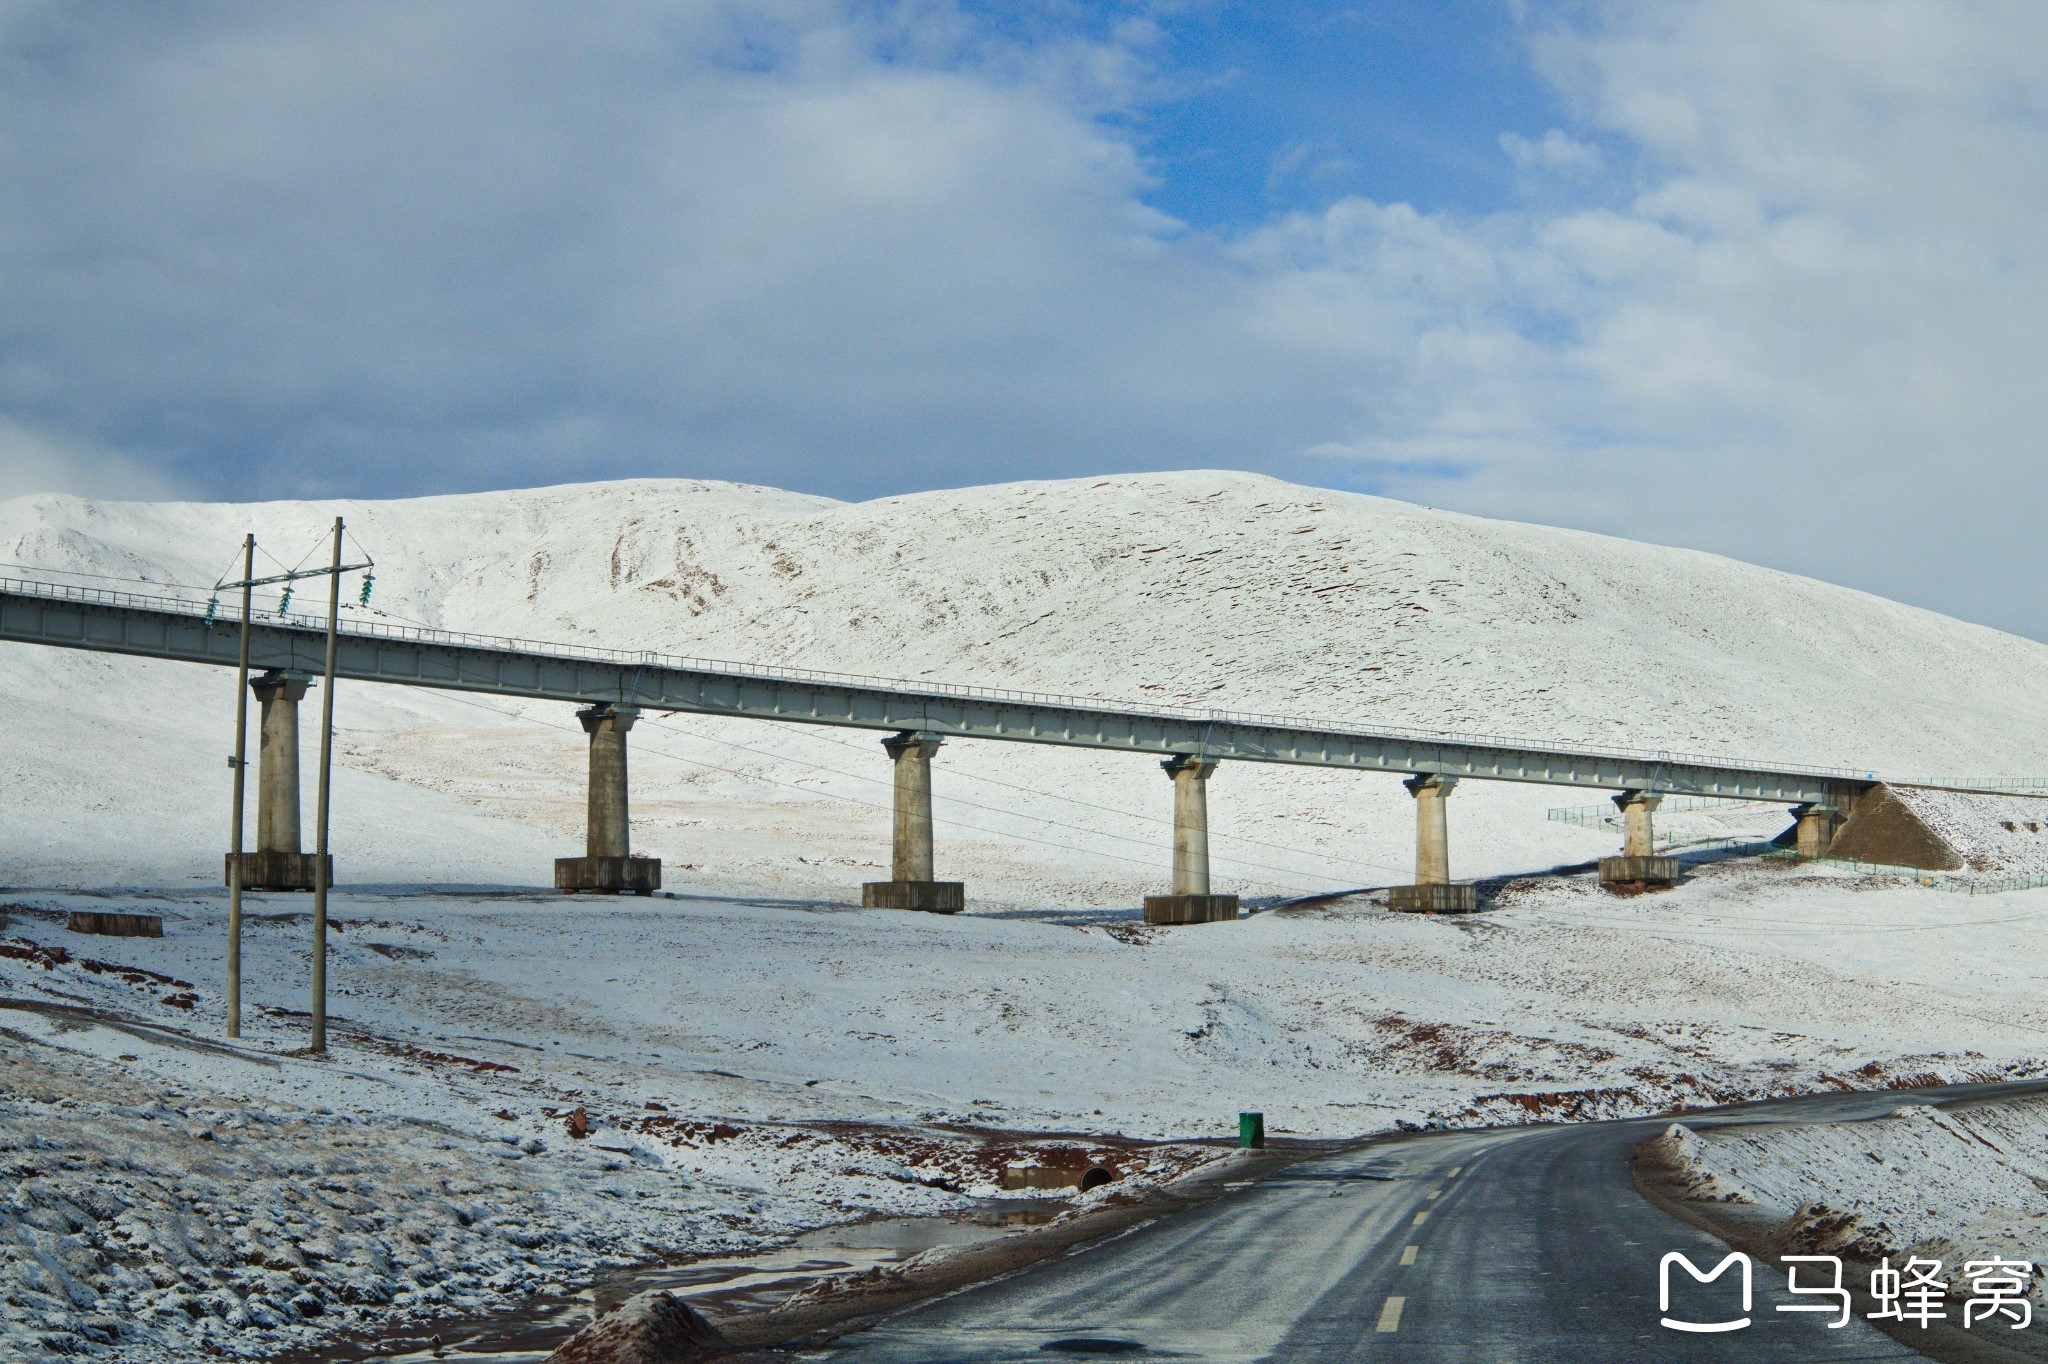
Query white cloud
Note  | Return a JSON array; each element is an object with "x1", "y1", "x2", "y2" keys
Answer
[
  {"x1": 0, "y1": 419, "x2": 186, "y2": 503},
  {"x1": 0, "y1": 1, "x2": 1386, "y2": 502},
  {"x1": 1, "y1": 1, "x2": 2045, "y2": 637},
  {"x1": 1300, "y1": 0, "x2": 2048, "y2": 636},
  {"x1": 1499, "y1": 128, "x2": 1601, "y2": 175}
]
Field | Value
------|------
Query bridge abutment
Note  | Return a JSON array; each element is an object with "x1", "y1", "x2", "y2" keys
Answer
[
  {"x1": 1600, "y1": 790, "x2": 1678, "y2": 890},
  {"x1": 862, "y1": 731, "x2": 963, "y2": 912},
  {"x1": 1144, "y1": 755, "x2": 1238, "y2": 925},
  {"x1": 1790, "y1": 800, "x2": 1845, "y2": 860},
  {"x1": 555, "y1": 704, "x2": 660, "y2": 894},
  {"x1": 1390, "y1": 773, "x2": 1476, "y2": 912},
  {"x1": 224, "y1": 671, "x2": 329, "y2": 891}
]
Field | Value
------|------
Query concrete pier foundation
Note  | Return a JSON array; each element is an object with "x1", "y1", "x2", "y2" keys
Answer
[
  {"x1": 1144, "y1": 893, "x2": 1240, "y2": 925},
  {"x1": 1144, "y1": 755, "x2": 1239, "y2": 925},
  {"x1": 1790, "y1": 801, "x2": 1844, "y2": 860},
  {"x1": 862, "y1": 731, "x2": 964, "y2": 913},
  {"x1": 1389, "y1": 774, "x2": 1477, "y2": 913},
  {"x1": 555, "y1": 704, "x2": 660, "y2": 894},
  {"x1": 1600, "y1": 790, "x2": 1678, "y2": 890},
  {"x1": 224, "y1": 671, "x2": 329, "y2": 891}
]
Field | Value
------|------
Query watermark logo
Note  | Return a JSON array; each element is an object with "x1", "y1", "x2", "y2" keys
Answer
[
  {"x1": 1659, "y1": 1252, "x2": 2036, "y2": 1333},
  {"x1": 1660, "y1": 1252, "x2": 1751, "y2": 1333}
]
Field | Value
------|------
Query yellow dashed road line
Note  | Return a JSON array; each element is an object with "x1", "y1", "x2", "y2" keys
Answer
[{"x1": 1377, "y1": 1296, "x2": 1406, "y2": 1332}]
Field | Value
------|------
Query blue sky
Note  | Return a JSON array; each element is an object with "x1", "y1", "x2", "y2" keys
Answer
[
  {"x1": 1104, "y1": 2, "x2": 1566, "y2": 227},
  {"x1": 3, "y1": 1, "x2": 2047, "y2": 640}
]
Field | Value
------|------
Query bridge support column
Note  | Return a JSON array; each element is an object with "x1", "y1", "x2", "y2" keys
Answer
[
  {"x1": 224, "y1": 672, "x2": 328, "y2": 892},
  {"x1": 555, "y1": 704, "x2": 660, "y2": 894},
  {"x1": 1144, "y1": 756, "x2": 1238, "y2": 925},
  {"x1": 1790, "y1": 801, "x2": 1843, "y2": 860},
  {"x1": 1599, "y1": 790, "x2": 1678, "y2": 891},
  {"x1": 862, "y1": 731, "x2": 963, "y2": 912},
  {"x1": 1389, "y1": 774, "x2": 1476, "y2": 913}
]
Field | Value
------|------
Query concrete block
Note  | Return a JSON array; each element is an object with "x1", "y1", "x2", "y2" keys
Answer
[
  {"x1": 1598, "y1": 856, "x2": 1680, "y2": 888},
  {"x1": 1142, "y1": 893, "x2": 1240, "y2": 925},
  {"x1": 66, "y1": 911, "x2": 162, "y2": 937},
  {"x1": 556, "y1": 855, "x2": 662, "y2": 895},
  {"x1": 1388, "y1": 883, "x2": 1479, "y2": 914},
  {"x1": 861, "y1": 880, "x2": 965, "y2": 913},
  {"x1": 224, "y1": 851, "x2": 332, "y2": 892}
]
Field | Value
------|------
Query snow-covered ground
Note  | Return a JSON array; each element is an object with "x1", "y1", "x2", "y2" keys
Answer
[
  {"x1": 1897, "y1": 787, "x2": 2048, "y2": 874},
  {"x1": 9, "y1": 473, "x2": 2048, "y2": 1360},
  {"x1": 1653, "y1": 1095, "x2": 2048, "y2": 1309},
  {"x1": 10, "y1": 857, "x2": 2048, "y2": 1359}
]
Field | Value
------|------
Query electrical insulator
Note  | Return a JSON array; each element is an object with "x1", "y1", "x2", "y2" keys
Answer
[
  {"x1": 359, "y1": 571, "x2": 375, "y2": 606},
  {"x1": 204, "y1": 596, "x2": 219, "y2": 624},
  {"x1": 278, "y1": 585, "x2": 293, "y2": 615}
]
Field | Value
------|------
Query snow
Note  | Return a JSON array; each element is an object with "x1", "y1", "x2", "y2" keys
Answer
[
  {"x1": 8, "y1": 471, "x2": 2048, "y2": 902},
  {"x1": 9, "y1": 472, "x2": 2048, "y2": 1358},
  {"x1": 1894, "y1": 787, "x2": 2048, "y2": 873},
  {"x1": 1656, "y1": 1098, "x2": 2048, "y2": 1302}
]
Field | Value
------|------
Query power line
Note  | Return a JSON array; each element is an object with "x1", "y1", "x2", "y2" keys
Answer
[
  {"x1": 633, "y1": 711, "x2": 1379, "y2": 889},
  {"x1": 426, "y1": 689, "x2": 1338, "y2": 895},
  {"x1": 335, "y1": 600, "x2": 1409, "y2": 881},
  {"x1": 742, "y1": 714, "x2": 1417, "y2": 879}
]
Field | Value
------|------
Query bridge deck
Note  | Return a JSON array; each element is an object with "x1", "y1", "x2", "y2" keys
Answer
[{"x1": 0, "y1": 577, "x2": 1872, "y2": 803}]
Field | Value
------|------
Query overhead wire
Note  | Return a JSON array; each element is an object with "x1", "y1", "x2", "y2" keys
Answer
[
  {"x1": 424, "y1": 689, "x2": 1340, "y2": 895},
  {"x1": 629, "y1": 710, "x2": 1364, "y2": 890},
  {"x1": 312, "y1": 581, "x2": 1411, "y2": 881},
  {"x1": 752, "y1": 716, "x2": 1416, "y2": 879},
  {"x1": 294, "y1": 581, "x2": 1403, "y2": 883},
  {"x1": 0, "y1": 561, "x2": 224, "y2": 595}
]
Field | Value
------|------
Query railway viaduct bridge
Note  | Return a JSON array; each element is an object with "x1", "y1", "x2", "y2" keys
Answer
[{"x1": 0, "y1": 575, "x2": 1888, "y2": 921}]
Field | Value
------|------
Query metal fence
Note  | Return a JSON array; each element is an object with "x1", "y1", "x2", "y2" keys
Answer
[
  {"x1": 1752, "y1": 847, "x2": 2048, "y2": 896},
  {"x1": 1546, "y1": 795, "x2": 1785, "y2": 828},
  {"x1": 1890, "y1": 777, "x2": 2048, "y2": 794}
]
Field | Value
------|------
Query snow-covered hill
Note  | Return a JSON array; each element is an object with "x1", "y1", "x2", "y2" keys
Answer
[
  {"x1": 3, "y1": 471, "x2": 2046, "y2": 899},
  {"x1": 12, "y1": 473, "x2": 2048, "y2": 1362}
]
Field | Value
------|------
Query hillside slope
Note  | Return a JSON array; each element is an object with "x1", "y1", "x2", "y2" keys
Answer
[{"x1": 3, "y1": 471, "x2": 2045, "y2": 899}]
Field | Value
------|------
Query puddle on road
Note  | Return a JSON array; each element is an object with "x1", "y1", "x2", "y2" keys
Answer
[{"x1": 285, "y1": 1200, "x2": 1064, "y2": 1363}]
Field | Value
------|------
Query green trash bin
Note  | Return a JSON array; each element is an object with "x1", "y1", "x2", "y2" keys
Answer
[{"x1": 1239, "y1": 1111, "x2": 1265, "y2": 1149}]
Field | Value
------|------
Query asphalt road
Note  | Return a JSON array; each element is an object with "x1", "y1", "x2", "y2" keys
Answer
[{"x1": 812, "y1": 1080, "x2": 2048, "y2": 1362}]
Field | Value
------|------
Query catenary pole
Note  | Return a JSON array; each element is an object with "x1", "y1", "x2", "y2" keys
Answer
[
  {"x1": 225, "y1": 533, "x2": 254, "y2": 1039},
  {"x1": 310, "y1": 517, "x2": 342, "y2": 1053}
]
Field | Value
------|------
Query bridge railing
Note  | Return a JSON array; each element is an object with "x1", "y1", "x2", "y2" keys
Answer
[
  {"x1": 1889, "y1": 777, "x2": 2048, "y2": 793},
  {"x1": 0, "y1": 573, "x2": 1881, "y2": 784},
  {"x1": 1546, "y1": 795, "x2": 1785, "y2": 827}
]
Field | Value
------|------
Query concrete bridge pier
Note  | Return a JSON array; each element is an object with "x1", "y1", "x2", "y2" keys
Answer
[
  {"x1": 862, "y1": 731, "x2": 964, "y2": 912},
  {"x1": 224, "y1": 671, "x2": 329, "y2": 891},
  {"x1": 555, "y1": 704, "x2": 660, "y2": 894},
  {"x1": 1390, "y1": 774, "x2": 1476, "y2": 913},
  {"x1": 1144, "y1": 756, "x2": 1238, "y2": 925},
  {"x1": 1790, "y1": 800, "x2": 1844, "y2": 860},
  {"x1": 1599, "y1": 790, "x2": 1678, "y2": 890}
]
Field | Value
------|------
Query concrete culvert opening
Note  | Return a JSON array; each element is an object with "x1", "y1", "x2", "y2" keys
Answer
[{"x1": 1079, "y1": 1166, "x2": 1115, "y2": 1191}]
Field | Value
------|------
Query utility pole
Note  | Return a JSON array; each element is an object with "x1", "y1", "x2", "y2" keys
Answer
[
  {"x1": 226, "y1": 534, "x2": 254, "y2": 1038},
  {"x1": 310, "y1": 516, "x2": 342, "y2": 1054},
  {"x1": 213, "y1": 522, "x2": 372, "y2": 1055}
]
